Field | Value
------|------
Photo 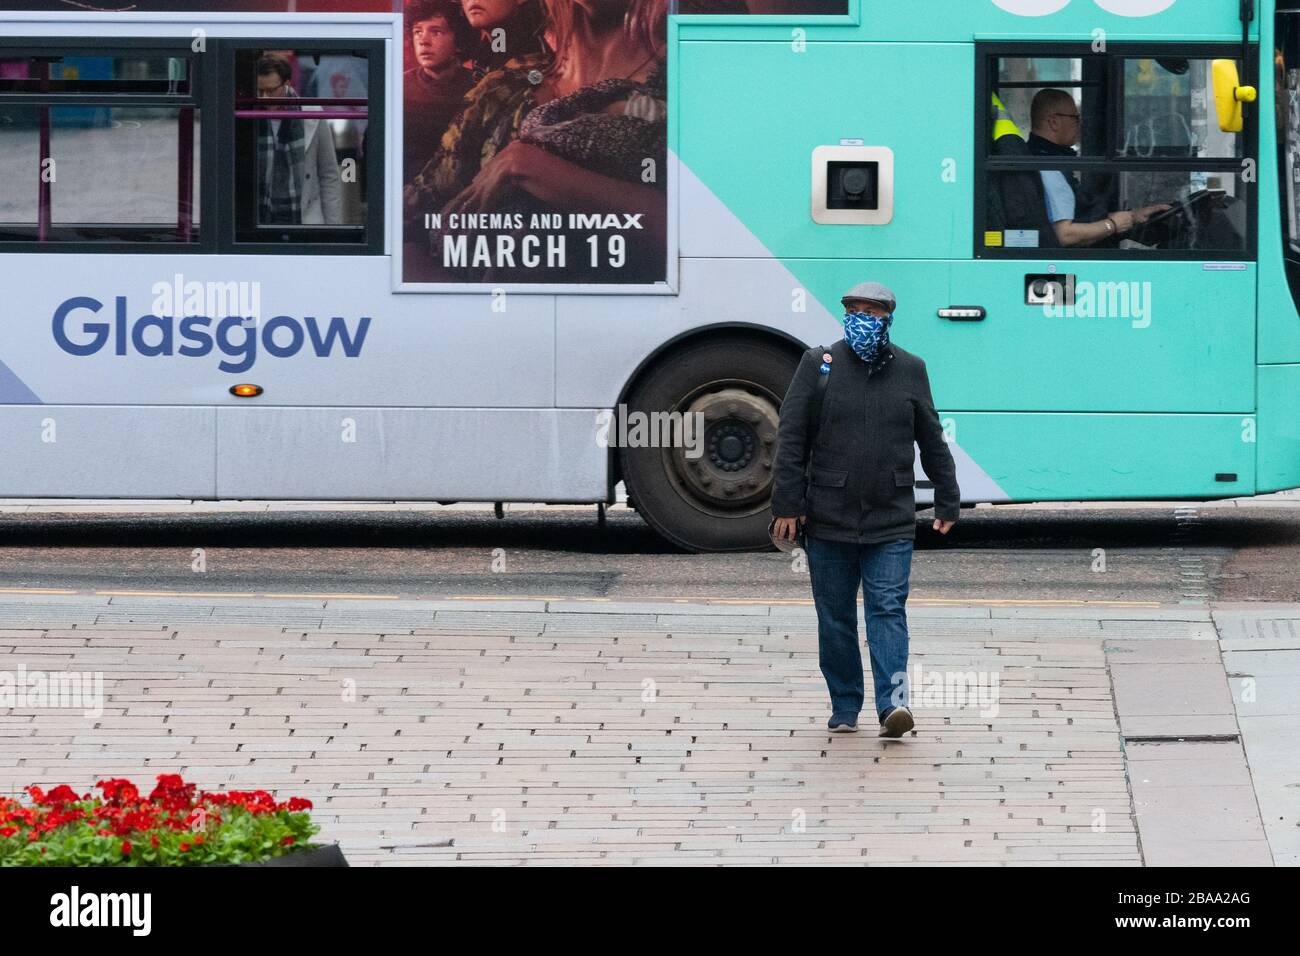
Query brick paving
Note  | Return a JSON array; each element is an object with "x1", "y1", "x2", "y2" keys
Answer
[{"x1": 0, "y1": 600, "x2": 1147, "y2": 865}]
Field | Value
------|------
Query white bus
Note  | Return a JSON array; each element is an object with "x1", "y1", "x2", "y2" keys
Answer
[{"x1": 1, "y1": 0, "x2": 1297, "y2": 553}]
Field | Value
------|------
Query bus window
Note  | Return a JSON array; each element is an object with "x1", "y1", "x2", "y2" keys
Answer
[
  {"x1": 986, "y1": 54, "x2": 1106, "y2": 250},
  {"x1": 1111, "y1": 169, "x2": 1247, "y2": 251},
  {"x1": 0, "y1": 107, "x2": 39, "y2": 235},
  {"x1": 233, "y1": 48, "x2": 372, "y2": 246},
  {"x1": 1282, "y1": 48, "x2": 1300, "y2": 257},
  {"x1": 50, "y1": 107, "x2": 201, "y2": 242},
  {"x1": 1118, "y1": 58, "x2": 1243, "y2": 160},
  {"x1": 0, "y1": 50, "x2": 199, "y2": 245},
  {"x1": 981, "y1": 46, "x2": 1255, "y2": 259},
  {"x1": 994, "y1": 55, "x2": 1105, "y2": 159},
  {"x1": 0, "y1": 52, "x2": 191, "y2": 95}
]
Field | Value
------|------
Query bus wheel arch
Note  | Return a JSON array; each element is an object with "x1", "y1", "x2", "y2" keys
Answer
[{"x1": 613, "y1": 327, "x2": 805, "y2": 553}]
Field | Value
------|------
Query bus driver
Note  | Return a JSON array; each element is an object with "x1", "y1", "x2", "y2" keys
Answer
[{"x1": 1028, "y1": 88, "x2": 1170, "y2": 247}]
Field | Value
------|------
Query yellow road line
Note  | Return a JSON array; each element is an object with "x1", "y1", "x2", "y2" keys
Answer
[
  {"x1": 97, "y1": 589, "x2": 260, "y2": 598},
  {"x1": 443, "y1": 594, "x2": 583, "y2": 602},
  {"x1": 0, "y1": 586, "x2": 1168, "y2": 609},
  {"x1": 96, "y1": 589, "x2": 402, "y2": 601},
  {"x1": 911, "y1": 598, "x2": 1160, "y2": 608},
  {"x1": 263, "y1": 593, "x2": 400, "y2": 601},
  {"x1": 457, "y1": 595, "x2": 1163, "y2": 608}
]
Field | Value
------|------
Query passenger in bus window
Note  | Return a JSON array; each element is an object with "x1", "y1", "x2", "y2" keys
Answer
[
  {"x1": 459, "y1": 0, "x2": 549, "y2": 82},
  {"x1": 1029, "y1": 88, "x2": 1168, "y2": 247},
  {"x1": 308, "y1": 55, "x2": 371, "y2": 225},
  {"x1": 405, "y1": 0, "x2": 477, "y2": 184},
  {"x1": 255, "y1": 53, "x2": 344, "y2": 226}
]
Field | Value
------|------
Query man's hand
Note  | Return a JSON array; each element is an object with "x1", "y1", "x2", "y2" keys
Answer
[
  {"x1": 932, "y1": 518, "x2": 955, "y2": 535},
  {"x1": 1108, "y1": 209, "x2": 1136, "y2": 233},
  {"x1": 773, "y1": 516, "x2": 804, "y2": 542},
  {"x1": 1134, "y1": 202, "x2": 1172, "y2": 225}
]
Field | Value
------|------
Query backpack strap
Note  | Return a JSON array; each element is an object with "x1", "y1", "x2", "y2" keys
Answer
[{"x1": 806, "y1": 345, "x2": 833, "y2": 450}]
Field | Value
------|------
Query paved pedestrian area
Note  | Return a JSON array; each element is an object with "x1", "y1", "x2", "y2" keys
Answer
[{"x1": 0, "y1": 594, "x2": 1292, "y2": 865}]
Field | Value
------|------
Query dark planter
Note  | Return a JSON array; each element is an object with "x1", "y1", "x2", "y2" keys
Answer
[{"x1": 235, "y1": 844, "x2": 348, "y2": 868}]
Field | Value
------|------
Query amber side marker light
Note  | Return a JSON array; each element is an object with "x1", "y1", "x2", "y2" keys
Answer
[{"x1": 230, "y1": 384, "x2": 263, "y2": 398}]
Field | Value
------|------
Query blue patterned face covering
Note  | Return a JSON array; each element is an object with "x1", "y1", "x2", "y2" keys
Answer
[{"x1": 843, "y1": 310, "x2": 893, "y2": 366}]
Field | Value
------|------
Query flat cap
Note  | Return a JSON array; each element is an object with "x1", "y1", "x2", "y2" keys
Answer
[{"x1": 840, "y1": 281, "x2": 897, "y2": 313}]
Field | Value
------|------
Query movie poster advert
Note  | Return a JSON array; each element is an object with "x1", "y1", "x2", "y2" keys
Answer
[
  {"x1": 398, "y1": 2, "x2": 846, "y2": 286},
  {"x1": 400, "y1": 0, "x2": 668, "y2": 285}
]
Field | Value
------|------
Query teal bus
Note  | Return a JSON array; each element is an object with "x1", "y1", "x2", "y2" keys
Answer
[{"x1": 0, "y1": 0, "x2": 1296, "y2": 551}]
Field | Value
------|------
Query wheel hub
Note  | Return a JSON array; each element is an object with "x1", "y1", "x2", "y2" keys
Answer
[{"x1": 671, "y1": 387, "x2": 781, "y2": 511}]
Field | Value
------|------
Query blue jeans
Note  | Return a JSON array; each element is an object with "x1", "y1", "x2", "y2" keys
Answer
[{"x1": 805, "y1": 535, "x2": 913, "y2": 722}]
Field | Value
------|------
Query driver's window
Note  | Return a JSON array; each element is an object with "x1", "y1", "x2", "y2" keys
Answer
[
  {"x1": 981, "y1": 47, "x2": 1254, "y2": 259},
  {"x1": 1280, "y1": 23, "x2": 1300, "y2": 258},
  {"x1": 1110, "y1": 169, "x2": 1248, "y2": 253},
  {"x1": 1118, "y1": 58, "x2": 1242, "y2": 161},
  {"x1": 993, "y1": 56, "x2": 1104, "y2": 158}
]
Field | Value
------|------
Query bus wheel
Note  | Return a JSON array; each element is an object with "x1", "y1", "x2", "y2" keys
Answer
[{"x1": 619, "y1": 337, "x2": 800, "y2": 552}]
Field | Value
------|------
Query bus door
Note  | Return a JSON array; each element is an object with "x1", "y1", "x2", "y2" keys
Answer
[
  {"x1": 936, "y1": 44, "x2": 1259, "y2": 500},
  {"x1": 953, "y1": 45, "x2": 1258, "y2": 415}
]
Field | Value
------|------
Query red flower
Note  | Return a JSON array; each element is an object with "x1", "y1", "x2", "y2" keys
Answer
[
  {"x1": 239, "y1": 791, "x2": 277, "y2": 815},
  {"x1": 281, "y1": 835, "x2": 295, "y2": 846},
  {"x1": 121, "y1": 840, "x2": 132, "y2": 857},
  {"x1": 286, "y1": 797, "x2": 313, "y2": 812},
  {"x1": 149, "y1": 774, "x2": 196, "y2": 812},
  {"x1": 96, "y1": 778, "x2": 141, "y2": 806},
  {"x1": 179, "y1": 841, "x2": 191, "y2": 853},
  {"x1": 27, "y1": 784, "x2": 82, "y2": 807},
  {"x1": 119, "y1": 809, "x2": 158, "y2": 834},
  {"x1": 45, "y1": 785, "x2": 82, "y2": 805},
  {"x1": 0, "y1": 825, "x2": 18, "y2": 838},
  {"x1": 10, "y1": 808, "x2": 35, "y2": 827},
  {"x1": 150, "y1": 834, "x2": 160, "y2": 848},
  {"x1": 45, "y1": 808, "x2": 86, "y2": 829}
]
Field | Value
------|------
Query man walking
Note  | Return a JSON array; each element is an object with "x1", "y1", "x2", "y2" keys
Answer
[{"x1": 771, "y1": 283, "x2": 961, "y2": 737}]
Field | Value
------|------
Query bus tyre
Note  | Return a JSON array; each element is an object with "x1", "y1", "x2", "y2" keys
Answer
[{"x1": 619, "y1": 337, "x2": 800, "y2": 553}]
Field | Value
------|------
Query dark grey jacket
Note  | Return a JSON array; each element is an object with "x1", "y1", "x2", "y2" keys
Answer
[{"x1": 771, "y1": 340, "x2": 961, "y2": 543}]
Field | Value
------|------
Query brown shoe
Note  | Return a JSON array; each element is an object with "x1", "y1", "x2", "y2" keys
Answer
[{"x1": 878, "y1": 706, "x2": 914, "y2": 738}]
